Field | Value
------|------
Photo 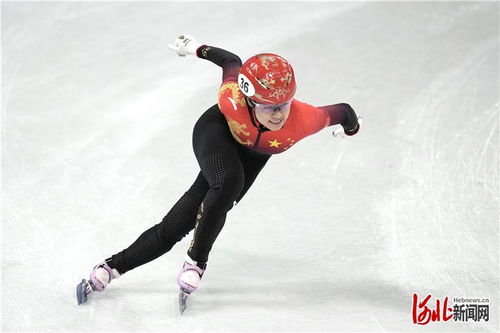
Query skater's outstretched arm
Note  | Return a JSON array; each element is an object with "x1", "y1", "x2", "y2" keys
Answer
[
  {"x1": 318, "y1": 103, "x2": 361, "y2": 136},
  {"x1": 168, "y1": 34, "x2": 241, "y2": 82},
  {"x1": 196, "y1": 46, "x2": 241, "y2": 82}
]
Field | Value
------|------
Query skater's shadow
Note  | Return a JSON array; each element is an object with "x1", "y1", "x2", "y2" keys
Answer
[
  {"x1": 199, "y1": 278, "x2": 409, "y2": 312},
  {"x1": 194, "y1": 252, "x2": 411, "y2": 313}
]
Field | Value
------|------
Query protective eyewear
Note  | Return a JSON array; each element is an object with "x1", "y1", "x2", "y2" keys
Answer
[{"x1": 252, "y1": 100, "x2": 292, "y2": 114}]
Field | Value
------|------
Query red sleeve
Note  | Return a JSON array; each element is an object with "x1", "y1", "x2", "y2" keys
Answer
[
  {"x1": 317, "y1": 104, "x2": 349, "y2": 126},
  {"x1": 292, "y1": 101, "x2": 359, "y2": 138},
  {"x1": 292, "y1": 100, "x2": 330, "y2": 136}
]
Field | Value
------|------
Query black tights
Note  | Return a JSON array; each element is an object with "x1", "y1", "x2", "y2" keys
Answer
[{"x1": 109, "y1": 105, "x2": 270, "y2": 274}]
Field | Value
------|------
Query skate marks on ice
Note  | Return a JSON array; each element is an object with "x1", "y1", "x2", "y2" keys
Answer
[
  {"x1": 171, "y1": 253, "x2": 414, "y2": 331},
  {"x1": 375, "y1": 36, "x2": 498, "y2": 289},
  {"x1": 373, "y1": 31, "x2": 498, "y2": 331},
  {"x1": 2, "y1": 1, "x2": 499, "y2": 332}
]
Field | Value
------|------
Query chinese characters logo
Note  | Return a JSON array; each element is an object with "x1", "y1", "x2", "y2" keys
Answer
[{"x1": 412, "y1": 293, "x2": 489, "y2": 325}]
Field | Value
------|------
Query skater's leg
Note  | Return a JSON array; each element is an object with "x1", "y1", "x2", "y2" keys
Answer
[
  {"x1": 77, "y1": 170, "x2": 208, "y2": 304},
  {"x1": 186, "y1": 105, "x2": 246, "y2": 264},
  {"x1": 187, "y1": 146, "x2": 245, "y2": 263},
  {"x1": 108, "y1": 172, "x2": 209, "y2": 274},
  {"x1": 177, "y1": 105, "x2": 269, "y2": 296},
  {"x1": 177, "y1": 146, "x2": 245, "y2": 296},
  {"x1": 235, "y1": 148, "x2": 271, "y2": 204},
  {"x1": 184, "y1": 149, "x2": 269, "y2": 263},
  {"x1": 77, "y1": 159, "x2": 209, "y2": 304}
]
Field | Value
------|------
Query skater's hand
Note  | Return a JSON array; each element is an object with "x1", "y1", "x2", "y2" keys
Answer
[
  {"x1": 332, "y1": 117, "x2": 363, "y2": 138},
  {"x1": 168, "y1": 34, "x2": 202, "y2": 57}
]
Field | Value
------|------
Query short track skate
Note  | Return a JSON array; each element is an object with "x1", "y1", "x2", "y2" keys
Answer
[
  {"x1": 76, "y1": 279, "x2": 95, "y2": 305},
  {"x1": 178, "y1": 288, "x2": 191, "y2": 314}
]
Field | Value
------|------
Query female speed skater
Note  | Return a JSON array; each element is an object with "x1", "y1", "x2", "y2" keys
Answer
[{"x1": 76, "y1": 34, "x2": 362, "y2": 311}]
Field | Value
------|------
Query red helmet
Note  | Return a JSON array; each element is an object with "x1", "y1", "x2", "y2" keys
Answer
[{"x1": 237, "y1": 53, "x2": 296, "y2": 104}]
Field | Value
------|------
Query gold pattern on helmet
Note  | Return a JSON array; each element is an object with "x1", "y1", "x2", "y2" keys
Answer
[
  {"x1": 269, "y1": 87, "x2": 290, "y2": 100},
  {"x1": 252, "y1": 93, "x2": 274, "y2": 104},
  {"x1": 258, "y1": 55, "x2": 277, "y2": 71},
  {"x1": 256, "y1": 77, "x2": 275, "y2": 90},
  {"x1": 280, "y1": 71, "x2": 293, "y2": 84},
  {"x1": 239, "y1": 53, "x2": 296, "y2": 104}
]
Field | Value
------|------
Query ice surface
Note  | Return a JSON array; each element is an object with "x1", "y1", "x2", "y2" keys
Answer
[{"x1": 2, "y1": 2, "x2": 498, "y2": 332}]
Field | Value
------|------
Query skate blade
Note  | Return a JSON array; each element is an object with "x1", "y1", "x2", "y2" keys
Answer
[
  {"x1": 76, "y1": 279, "x2": 90, "y2": 305},
  {"x1": 178, "y1": 290, "x2": 189, "y2": 315}
]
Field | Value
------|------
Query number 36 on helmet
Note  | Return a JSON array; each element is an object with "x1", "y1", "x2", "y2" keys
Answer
[{"x1": 238, "y1": 53, "x2": 296, "y2": 105}]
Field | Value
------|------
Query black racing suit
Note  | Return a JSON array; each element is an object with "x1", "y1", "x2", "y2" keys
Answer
[{"x1": 108, "y1": 47, "x2": 270, "y2": 273}]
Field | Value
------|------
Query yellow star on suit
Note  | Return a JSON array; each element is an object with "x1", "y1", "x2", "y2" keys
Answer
[{"x1": 268, "y1": 139, "x2": 282, "y2": 148}]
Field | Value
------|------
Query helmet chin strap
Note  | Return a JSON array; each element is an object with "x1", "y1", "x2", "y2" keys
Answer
[
  {"x1": 245, "y1": 97, "x2": 256, "y2": 108},
  {"x1": 244, "y1": 97, "x2": 266, "y2": 129}
]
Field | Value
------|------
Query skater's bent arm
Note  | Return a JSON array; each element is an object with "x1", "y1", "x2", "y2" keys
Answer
[
  {"x1": 196, "y1": 46, "x2": 242, "y2": 82},
  {"x1": 318, "y1": 103, "x2": 360, "y2": 133}
]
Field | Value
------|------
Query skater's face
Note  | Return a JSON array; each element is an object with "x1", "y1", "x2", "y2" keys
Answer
[{"x1": 253, "y1": 100, "x2": 292, "y2": 131}]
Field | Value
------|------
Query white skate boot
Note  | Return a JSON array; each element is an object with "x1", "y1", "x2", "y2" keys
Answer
[
  {"x1": 177, "y1": 255, "x2": 206, "y2": 314},
  {"x1": 76, "y1": 260, "x2": 121, "y2": 305}
]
